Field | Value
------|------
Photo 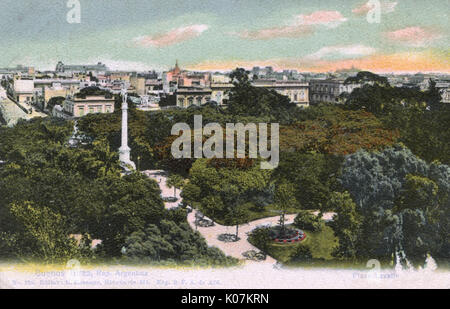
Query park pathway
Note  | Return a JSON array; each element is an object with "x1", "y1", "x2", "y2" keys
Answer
[
  {"x1": 143, "y1": 170, "x2": 335, "y2": 264},
  {"x1": 186, "y1": 211, "x2": 296, "y2": 264},
  {"x1": 143, "y1": 170, "x2": 181, "y2": 209}
]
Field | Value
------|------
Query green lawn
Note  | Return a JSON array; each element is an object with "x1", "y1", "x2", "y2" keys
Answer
[{"x1": 249, "y1": 225, "x2": 339, "y2": 264}]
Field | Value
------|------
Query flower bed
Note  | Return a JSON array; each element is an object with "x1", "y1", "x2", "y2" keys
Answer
[{"x1": 273, "y1": 229, "x2": 306, "y2": 244}]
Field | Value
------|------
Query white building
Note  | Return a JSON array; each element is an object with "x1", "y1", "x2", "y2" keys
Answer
[
  {"x1": 13, "y1": 79, "x2": 34, "y2": 103},
  {"x1": 309, "y1": 79, "x2": 361, "y2": 104}
]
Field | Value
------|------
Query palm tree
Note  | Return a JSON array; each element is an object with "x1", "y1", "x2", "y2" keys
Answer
[{"x1": 167, "y1": 174, "x2": 184, "y2": 198}]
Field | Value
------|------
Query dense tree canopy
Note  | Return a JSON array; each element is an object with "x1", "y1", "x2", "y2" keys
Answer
[
  {"x1": 343, "y1": 79, "x2": 449, "y2": 164},
  {"x1": 338, "y1": 145, "x2": 449, "y2": 264},
  {"x1": 1, "y1": 68, "x2": 449, "y2": 267},
  {"x1": 0, "y1": 118, "x2": 234, "y2": 265},
  {"x1": 280, "y1": 105, "x2": 399, "y2": 155}
]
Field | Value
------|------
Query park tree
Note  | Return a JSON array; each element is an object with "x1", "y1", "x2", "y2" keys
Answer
[
  {"x1": 187, "y1": 159, "x2": 272, "y2": 223},
  {"x1": 293, "y1": 210, "x2": 323, "y2": 232},
  {"x1": 87, "y1": 138, "x2": 121, "y2": 178},
  {"x1": 131, "y1": 136, "x2": 154, "y2": 171},
  {"x1": 249, "y1": 227, "x2": 273, "y2": 253},
  {"x1": 274, "y1": 152, "x2": 342, "y2": 210},
  {"x1": 279, "y1": 106, "x2": 398, "y2": 156},
  {"x1": 339, "y1": 145, "x2": 449, "y2": 264},
  {"x1": 274, "y1": 181, "x2": 297, "y2": 236},
  {"x1": 46, "y1": 96, "x2": 65, "y2": 111},
  {"x1": 425, "y1": 79, "x2": 443, "y2": 111},
  {"x1": 226, "y1": 68, "x2": 296, "y2": 123},
  {"x1": 342, "y1": 80, "x2": 450, "y2": 164},
  {"x1": 200, "y1": 195, "x2": 225, "y2": 223},
  {"x1": 221, "y1": 184, "x2": 248, "y2": 238},
  {"x1": 181, "y1": 182, "x2": 201, "y2": 207},
  {"x1": 124, "y1": 221, "x2": 237, "y2": 265},
  {"x1": 0, "y1": 116, "x2": 237, "y2": 265},
  {"x1": 167, "y1": 174, "x2": 184, "y2": 198},
  {"x1": 95, "y1": 173, "x2": 165, "y2": 256},
  {"x1": 327, "y1": 192, "x2": 362, "y2": 259},
  {"x1": 396, "y1": 174, "x2": 439, "y2": 212},
  {"x1": 344, "y1": 71, "x2": 389, "y2": 87},
  {"x1": 8, "y1": 202, "x2": 84, "y2": 263}
]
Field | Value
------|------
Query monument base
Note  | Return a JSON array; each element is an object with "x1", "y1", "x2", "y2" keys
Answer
[
  {"x1": 120, "y1": 160, "x2": 136, "y2": 173},
  {"x1": 119, "y1": 146, "x2": 136, "y2": 172}
]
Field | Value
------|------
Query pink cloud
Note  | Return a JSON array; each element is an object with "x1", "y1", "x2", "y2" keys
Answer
[
  {"x1": 385, "y1": 27, "x2": 443, "y2": 47},
  {"x1": 305, "y1": 45, "x2": 377, "y2": 60},
  {"x1": 353, "y1": 1, "x2": 398, "y2": 16},
  {"x1": 237, "y1": 10, "x2": 347, "y2": 40},
  {"x1": 295, "y1": 10, "x2": 348, "y2": 28},
  {"x1": 134, "y1": 24, "x2": 208, "y2": 47}
]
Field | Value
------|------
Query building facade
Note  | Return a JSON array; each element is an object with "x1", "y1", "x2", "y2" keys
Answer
[
  {"x1": 55, "y1": 61, "x2": 108, "y2": 74},
  {"x1": 210, "y1": 80, "x2": 309, "y2": 107},
  {"x1": 309, "y1": 79, "x2": 361, "y2": 104},
  {"x1": 174, "y1": 88, "x2": 212, "y2": 108},
  {"x1": 253, "y1": 80, "x2": 309, "y2": 107},
  {"x1": 163, "y1": 61, "x2": 211, "y2": 93},
  {"x1": 13, "y1": 79, "x2": 34, "y2": 103},
  {"x1": 63, "y1": 95, "x2": 115, "y2": 117}
]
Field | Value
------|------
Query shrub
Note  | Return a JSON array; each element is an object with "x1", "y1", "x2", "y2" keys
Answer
[
  {"x1": 290, "y1": 245, "x2": 312, "y2": 261},
  {"x1": 249, "y1": 227, "x2": 273, "y2": 252},
  {"x1": 293, "y1": 210, "x2": 323, "y2": 232}
]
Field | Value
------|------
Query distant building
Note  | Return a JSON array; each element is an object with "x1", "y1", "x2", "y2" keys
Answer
[
  {"x1": 441, "y1": 89, "x2": 450, "y2": 103},
  {"x1": 253, "y1": 80, "x2": 309, "y2": 107},
  {"x1": 13, "y1": 79, "x2": 34, "y2": 103},
  {"x1": 174, "y1": 87, "x2": 212, "y2": 108},
  {"x1": 107, "y1": 71, "x2": 131, "y2": 82},
  {"x1": 309, "y1": 79, "x2": 361, "y2": 104},
  {"x1": 251, "y1": 66, "x2": 302, "y2": 81},
  {"x1": 211, "y1": 82, "x2": 234, "y2": 105},
  {"x1": 210, "y1": 79, "x2": 309, "y2": 107},
  {"x1": 43, "y1": 84, "x2": 78, "y2": 109},
  {"x1": 55, "y1": 61, "x2": 108, "y2": 74},
  {"x1": 165, "y1": 79, "x2": 309, "y2": 108},
  {"x1": 130, "y1": 75, "x2": 146, "y2": 96},
  {"x1": 31, "y1": 79, "x2": 81, "y2": 109},
  {"x1": 211, "y1": 74, "x2": 231, "y2": 84},
  {"x1": 0, "y1": 65, "x2": 33, "y2": 74},
  {"x1": 63, "y1": 94, "x2": 115, "y2": 117},
  {"x1": 163, "y1": 61, "x2": 211, "y2": 93},
  {"x1": 436, "y1": 81, "x2": 450, "y2": 104},
  {"x1": 130, "y1": 74, "x2": 163, "y2": 96}
]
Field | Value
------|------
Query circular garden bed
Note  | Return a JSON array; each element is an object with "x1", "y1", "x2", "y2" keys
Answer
[{"x1": 269, "y1": 226, "x2": 306, "y2": 244}]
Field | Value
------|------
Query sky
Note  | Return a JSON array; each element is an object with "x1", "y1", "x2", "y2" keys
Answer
[{"x1": 0, "y1": 0, "x2": 448, "y2": 73}]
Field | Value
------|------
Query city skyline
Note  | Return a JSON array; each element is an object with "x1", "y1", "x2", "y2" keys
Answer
[{"x1": 0, "y1": 0, "x2": 448, "y2": 73}]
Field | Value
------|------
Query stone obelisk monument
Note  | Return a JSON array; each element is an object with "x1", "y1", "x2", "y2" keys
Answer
[{"x1": 119, "y1": 87, "x2": 136, "y2": 171}]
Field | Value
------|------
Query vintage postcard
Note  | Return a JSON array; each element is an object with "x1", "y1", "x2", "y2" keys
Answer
[{"x1": 0, "y1": 0, "x2": 449, "y2": 295}]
